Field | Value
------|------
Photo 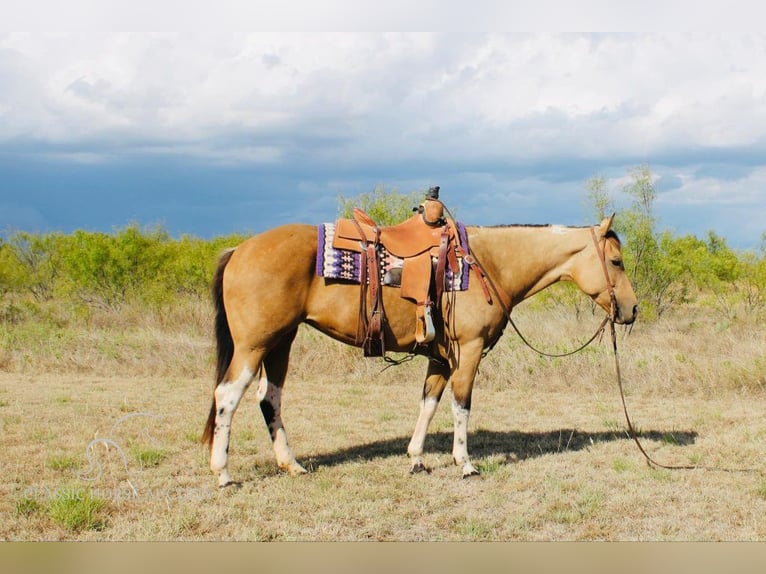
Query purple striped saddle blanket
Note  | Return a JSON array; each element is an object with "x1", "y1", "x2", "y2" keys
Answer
[{"x1": 316, "y1": 222, "x2": 471, "y2": 291}]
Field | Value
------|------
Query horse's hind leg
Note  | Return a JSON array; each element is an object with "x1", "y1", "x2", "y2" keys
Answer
[
  {"x1": 210, "y1": 348, "x2": 264, "y2": 487},
  {"x1": 258, "y1": 329, "x2": 307, "y2": 476}
]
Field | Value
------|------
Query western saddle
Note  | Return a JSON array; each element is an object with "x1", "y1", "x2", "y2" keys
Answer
[{"x1": 331, "y1": 186, "x2": 463, "y2": 357}]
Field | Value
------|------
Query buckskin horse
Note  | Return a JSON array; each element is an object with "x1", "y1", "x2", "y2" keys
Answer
[{"x1": 202, "y1": 208, "x2": 638, "y2": 487}]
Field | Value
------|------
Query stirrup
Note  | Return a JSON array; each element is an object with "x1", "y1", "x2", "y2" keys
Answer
[{"x1": 415, "y1": 304, "x2": 436, "y2": 344}]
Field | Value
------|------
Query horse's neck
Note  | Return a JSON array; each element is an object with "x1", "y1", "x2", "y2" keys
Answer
[{"x1": 467, "y1": 225, "x2": 587, "y2": 305}]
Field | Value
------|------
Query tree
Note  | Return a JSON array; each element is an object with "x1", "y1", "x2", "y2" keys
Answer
[
  {"x1": 6, "y1": 231, "x2": 65, "y2": 301},
  {"x1": 586, "y1": 165, "x2": 674, "y2": 318},
  {"x1": 584, "y1": 175, "x2": 614, "y2": 222},
  {"x1": 337, "y1": 185, "x2": 425, "y2": 226},
  {"x1": 619, "y1": 165, "x2": 658, "y2": 287}
]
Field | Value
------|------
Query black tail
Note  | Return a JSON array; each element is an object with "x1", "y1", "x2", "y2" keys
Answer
[{"x1": 202, "y1": 248, "x2": 236, "y2": 448}]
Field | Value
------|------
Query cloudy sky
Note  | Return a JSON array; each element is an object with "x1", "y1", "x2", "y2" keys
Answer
[{"x1": 2, "y1": 27, "x2": 766, "y2": 248}]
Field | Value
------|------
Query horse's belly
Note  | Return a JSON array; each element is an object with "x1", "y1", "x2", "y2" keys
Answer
[{"x1": 305, "y1": 279, "x2": 419, "y2": 351}]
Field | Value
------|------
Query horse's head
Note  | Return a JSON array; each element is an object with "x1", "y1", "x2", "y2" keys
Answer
[{"x1": 571, "y1": 215, "x2": 638, "y2": 325}]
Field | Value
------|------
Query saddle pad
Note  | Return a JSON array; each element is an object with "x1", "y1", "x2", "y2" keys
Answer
[{"x1": 316, "y1": 223, "x2": 471, "y2": 291}]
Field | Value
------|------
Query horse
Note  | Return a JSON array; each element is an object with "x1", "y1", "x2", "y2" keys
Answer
[{"x1": 202, "y1": 214, "x2": 638, "y2": 487}]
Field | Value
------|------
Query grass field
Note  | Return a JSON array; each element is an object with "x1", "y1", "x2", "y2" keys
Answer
[{"x1": 1, "y1": 295, "x2": 765, "y2": 541}]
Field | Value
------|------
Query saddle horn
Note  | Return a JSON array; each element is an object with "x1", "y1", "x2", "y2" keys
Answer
[{"x1": 418, "y1": 186, "x2": 445, "y2": 226}]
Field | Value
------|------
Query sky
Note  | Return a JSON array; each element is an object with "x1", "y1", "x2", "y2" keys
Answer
[{"x1": 2, "y1": 17, "x2": 766, "y2": 249}]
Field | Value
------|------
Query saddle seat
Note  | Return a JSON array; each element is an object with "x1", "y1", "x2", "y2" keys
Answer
[
  {"x1": 330, "y1": 195, "x2": 460, "y2": 355},
  {"x1": 333, "y1": 209, "x2": 448, "y2": 259}
]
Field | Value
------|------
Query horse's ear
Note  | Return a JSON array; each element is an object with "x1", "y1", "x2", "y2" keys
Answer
[{"x1": 599, "y1": 213, "x2": 616, "y2": 236}]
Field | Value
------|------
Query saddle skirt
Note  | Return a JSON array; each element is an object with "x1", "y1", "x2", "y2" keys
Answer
[{"x1": 316, "y1": 220, "x2": 471, "y2": 293}]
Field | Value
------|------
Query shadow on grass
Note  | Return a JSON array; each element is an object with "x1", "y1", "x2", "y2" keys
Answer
[{"x1": 302, "y1": 428, "x2": 698, "y2": 470}]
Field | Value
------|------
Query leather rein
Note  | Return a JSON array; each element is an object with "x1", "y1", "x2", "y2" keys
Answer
[{"x1": 472, "y1": 223, "x2": 697, "y2": 471}]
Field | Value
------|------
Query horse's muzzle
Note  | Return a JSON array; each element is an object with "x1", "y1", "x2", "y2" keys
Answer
[{"x1": 615, "y1": 304, "x2": 639, "y2": 325}]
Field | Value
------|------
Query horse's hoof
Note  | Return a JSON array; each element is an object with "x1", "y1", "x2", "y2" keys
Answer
[
  {"x1": 410, "y1": 462, "x2": 431, "y2": 475},
  {"x1": 219, "y1": 480, "x2": 242, "y2": 489},
  {"x1": 461, "y1": 467, "x2": 481, "y2": 479},
  {"x1": 285, "y1": 463, "x2": 309, "y2": 476}
]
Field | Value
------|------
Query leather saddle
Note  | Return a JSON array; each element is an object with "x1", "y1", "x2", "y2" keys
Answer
[{"x1": 331, "y1": 187, "x2": 460, "y2": 356}]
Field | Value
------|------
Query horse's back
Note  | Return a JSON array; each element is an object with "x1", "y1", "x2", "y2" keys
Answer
[{"x1": 227, "y1": 223, "x2": 317, "y2": 277}]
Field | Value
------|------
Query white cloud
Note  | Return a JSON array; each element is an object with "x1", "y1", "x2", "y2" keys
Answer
[
  {"x1": 659, "y1": 167, "x2": 766, "y2": 207},
  {"x1": 3, "y1": 31, "x2": 766, "y2": 246},
  {"x1": 2, "y1": 33, "x2": 766, "y2": 159}
]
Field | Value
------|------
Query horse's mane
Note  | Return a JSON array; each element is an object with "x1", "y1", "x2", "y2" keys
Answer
[
  {"x1": 483, "y1": 223, "x2": 554, "y2": 228},
  {"x1": 604, "y1": 229, "x2": 621, "y2": 244},
  {"x1": 476, "y1": 224, "x2": 622, "y2": 244}
]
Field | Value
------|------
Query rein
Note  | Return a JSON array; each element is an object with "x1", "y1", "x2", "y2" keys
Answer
[
  {"x1": 424, "y1": 213, "x2": 757, "y2": 474},
  {"x1": 589, "y1": 228, "x2": 697, "y2": 471},
  {"x1": 506, "y1": 313, "x2": 609, "y2": 359},
  {"x1": 473, "y1": 224, "x2": 701, "y2": 471}
]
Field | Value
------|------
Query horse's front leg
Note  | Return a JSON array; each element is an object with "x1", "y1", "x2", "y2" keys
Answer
[
  {"x1": 449, "y1": 341, "x2": 483, "y2": 478},
  {"x1": 407, "y1": 358, "x2": 450, "y2": 474}
]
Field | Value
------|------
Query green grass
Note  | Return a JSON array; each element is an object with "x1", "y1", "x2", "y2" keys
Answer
[
  {"x1": 15, "y1": 495, "x2": 43, "y2": 518},
  {"x1": 131, "y1": 446, "x2": 166, "y2": 469},
  {"x1": 46, "y1": 487, "x2": 109, "y2": 532},
  {"x1": 545, "y1": 488, "x2": 606, "y2": 526},
  {"x1": 648, "y1": 468, "x2": 673, "y2": 482},
  {"x1": 476, "y1": 456, "x2": 506, "y2": 475},
  {"x1": 457, "y1": 517, "x2": 496, "y2": 540},
  {"x1": 687, "y1": 453, "x2": 704, "y2": 467},
  {"x1": 48, "y1": 454, "x2": 81, "y2": 472},
  {"x1": 184, "y1": 430, "x2": 202, "y2": 443},
  {"x1": 611, "y1": 458, "x2": 632, "y2": 473},
  {"x1": 661, "y1": 432, "x2": 681, "y2": 446}
]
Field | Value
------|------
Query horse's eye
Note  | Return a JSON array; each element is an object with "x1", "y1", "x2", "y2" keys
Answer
[{"x1": 611, "y1": 259, "x2": 623, "y2": 269}]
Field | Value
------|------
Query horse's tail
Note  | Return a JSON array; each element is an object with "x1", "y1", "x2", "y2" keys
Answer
[{"x1": 202, "y1": 248, "x2": 236, "y2": 449}]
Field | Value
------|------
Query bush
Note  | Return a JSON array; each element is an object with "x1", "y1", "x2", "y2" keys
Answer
[
  {"x1": 1, "y1": 183, "x2": 765, "y2": 326},
  {"x1": 59, "y1": 225, "x2": 170, "y2": 310}
]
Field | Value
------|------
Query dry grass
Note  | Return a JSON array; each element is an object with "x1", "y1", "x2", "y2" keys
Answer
[{"x1": 1, "y1": 293, "x2": 766, "y2": 540}]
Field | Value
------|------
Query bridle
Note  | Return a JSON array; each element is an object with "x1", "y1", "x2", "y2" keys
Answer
[{"x1": 590, "y1": 226, "x2": 618, "y2": 323}]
